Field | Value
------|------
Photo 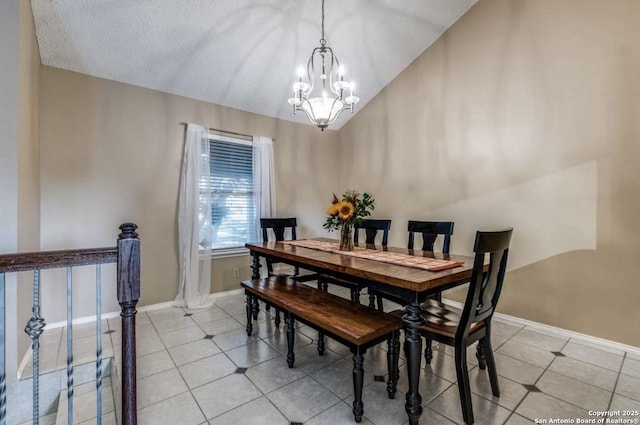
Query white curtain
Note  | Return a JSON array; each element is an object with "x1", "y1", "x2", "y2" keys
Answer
[
  {"x1": 253, "y1": 136, "x2": 276, "y2": 240},
  {"x1": 253, "y1": 136, "x2": 276, "y2": 277},
  {"x1": 175, "y1": 124, "x2": 213, "y2": 309}
]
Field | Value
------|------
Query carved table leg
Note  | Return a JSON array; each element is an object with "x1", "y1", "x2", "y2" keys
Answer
[
  {"x1": 403, "y1": 302, "x2": 425, "y2": 425},
  {"x1": 317, "y1": 331, "x2": 325, "y2": 355},
  {"x1": 352, "y1": 347, "x2": 365, "y2": 423},
  {"x1": 250, "y1": 252, "x2": 261, "y2": 320},
  {"x1": 274, "y1": 309, "x2": 281, "y2": 328},
  {"x1": 251, "y1": 297, "x2": 259, "y2": 321},
  {"x1": 424, "y1": 339, "x2": 434, "y2": 364},
  {"x1": 386, "y1": 330, "x2": 400, "y2": 399},
  {"x1": 352, "y1": 288, "x2": 361, "y2": 303},
  {"x1": 245, "y1": 293, "x2": 253, "y2": 336},
  {"x1": 286, "y1": 312, "x2": 295, "y2": 368}
]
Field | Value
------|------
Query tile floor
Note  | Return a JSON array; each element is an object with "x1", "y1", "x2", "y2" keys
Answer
[{"x1": 17, "y1": 286, "x2": 640, "y2": 425}]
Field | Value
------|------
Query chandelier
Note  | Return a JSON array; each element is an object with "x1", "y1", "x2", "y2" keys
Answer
[{"x1": 287, "y1": 0, "x2": 359, "y2": 131}]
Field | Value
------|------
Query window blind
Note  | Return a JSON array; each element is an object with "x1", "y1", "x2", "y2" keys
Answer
[{"x1": 202, "y1": 137, "x2": 255, "y2": 250}]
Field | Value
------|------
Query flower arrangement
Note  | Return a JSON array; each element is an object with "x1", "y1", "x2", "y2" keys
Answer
[{"x1": 323, "y1": 190, "x2": 375, "y2": 250}]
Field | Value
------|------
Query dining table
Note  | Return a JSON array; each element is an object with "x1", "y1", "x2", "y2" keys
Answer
[{"x1": 245, "y1": 237, "x2": 477, "y2": 425}]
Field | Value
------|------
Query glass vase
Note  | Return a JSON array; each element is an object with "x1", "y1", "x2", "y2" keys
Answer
[{"x1": 339, "y1": 224, "x2": 354, "y2": 251}]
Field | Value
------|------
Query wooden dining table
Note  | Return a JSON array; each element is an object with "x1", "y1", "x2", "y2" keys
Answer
[{"x1": 245, "y1": 238, "x2": 477, "y2": 425}]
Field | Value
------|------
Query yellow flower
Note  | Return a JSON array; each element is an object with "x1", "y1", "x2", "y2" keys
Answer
[
  {"x1": 327, "y1": 203, "x2": 339, "y2": 216},
  {"x1": 337, "y1": 201, "x2": 354, "y2": 220}
]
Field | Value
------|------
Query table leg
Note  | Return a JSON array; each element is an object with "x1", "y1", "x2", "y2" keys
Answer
[
  {"x1": 403, "y1": 302, "x2": 425, "y2": 425},
  {"x1": 286, "y1": 312, "x2": 295, "y2": 368},
  {"x1": 352, "y1": 347, "x2": 365, "y2": 423},
  {"x1": 250, "y1": 252, "x2": 261, "y2": 319},
  {"x1": 250, "y1": 251, "x2": 261, "y2": 279},
  {"x1": 245, "y1": 293, "x2": 253, "y2": 336},
  {"x1": 386, "y1": 330, "x2": 400, "y2": 399}
]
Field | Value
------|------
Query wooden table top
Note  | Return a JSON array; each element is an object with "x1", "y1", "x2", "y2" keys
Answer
[{"x1": 246, "y1": 238, "x2": 476, "y2": 293}]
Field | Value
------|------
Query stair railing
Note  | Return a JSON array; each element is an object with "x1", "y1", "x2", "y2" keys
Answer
[{"x1": 0, "y1": 222, "x2": 140, "y2": 425}]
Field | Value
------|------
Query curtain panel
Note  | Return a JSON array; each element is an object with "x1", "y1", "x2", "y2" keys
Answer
[{"x1": 175, "y1": 124, "x2": 213, "y2": 309}]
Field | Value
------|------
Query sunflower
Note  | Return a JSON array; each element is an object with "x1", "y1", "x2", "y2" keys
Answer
[
  {"x1": 326, "y1": 203, "x2": 340, "y2": 216},
  {"x1": 337, "y1": 201, "x2": 355, "y2": 220},
  {"x1": 323, "y1": 190, "x2": 375, "y2": 232}
]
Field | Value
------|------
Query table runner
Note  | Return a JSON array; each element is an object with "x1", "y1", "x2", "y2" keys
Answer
[{"x1": 282, "y1": 239, "x2": 464, "y2": 271}]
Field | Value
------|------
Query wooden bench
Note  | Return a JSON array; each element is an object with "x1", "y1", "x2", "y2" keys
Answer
[{"x1": 242, "y1": 276, "x2": 404, "y2": 423}]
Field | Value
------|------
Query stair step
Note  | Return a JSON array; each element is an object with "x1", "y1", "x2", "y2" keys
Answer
[
  {"x1": 9, "y1": 359, "x2": 114, "y2": 425},
  {"x1": 54, "y1": 377, "x2": 116, "y2": 425}
]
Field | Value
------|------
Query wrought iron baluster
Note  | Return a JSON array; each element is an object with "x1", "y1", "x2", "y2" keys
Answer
[
  {"x1": 95, "y1": 264, "x2": 102, "y2": 425},
  {"x1": 66, "y1": 267, "x2": 73, "y2": 425},
  {"x1": 0, "y1": 273, "x2": 6, "y2": 425},
  {"x1": 25, "y1": 269, "x2": 46, "y2": 425}
]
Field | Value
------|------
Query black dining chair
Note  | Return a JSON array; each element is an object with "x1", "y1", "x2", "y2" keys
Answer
[
  {"x1": 318, "y1": 219, "x2": 392, "y2": 304},
  {"x1": 354, "y1": 219, "x2": 391, "y2": 246},
  {"x1": 392, "y1": 228, "x2": 513, "y2": 425},
  {"x1": 407, "y1": 220, "x2": 455, "y2": 362},
  {"x1": 407, "y1": 220, "x2": 454, "y2": 255},
  {"x1": 260, "y1": 217, "x2": 300, "y2": 277},
  {"x1": 371, "y1": 220, "x2": 454, "y2": 310},
  {"x1": 259, "y1": 218, "x2": 317, "y2": 326}
]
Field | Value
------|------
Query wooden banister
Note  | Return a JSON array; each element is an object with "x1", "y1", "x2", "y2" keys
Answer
[
  {"x1": 117, "y1": 223, "x2": 140, "y2": 425},
  {"x1": 0, "y1": 247, "x2": 117, "y2": 273}
]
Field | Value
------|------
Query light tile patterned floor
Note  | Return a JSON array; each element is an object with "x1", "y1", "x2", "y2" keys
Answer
[{"x1": 17, "y1": 287, "x2": 640, "y2": 425}]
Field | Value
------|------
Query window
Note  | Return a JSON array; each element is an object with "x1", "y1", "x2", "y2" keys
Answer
[{"x1": 201, "y1": 135, "x2": 255, "y2": 252}]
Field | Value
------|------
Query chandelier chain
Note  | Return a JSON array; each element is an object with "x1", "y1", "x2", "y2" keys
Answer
[{"x1": 320, "y1": 0, "x2": 326, "y2": 46}]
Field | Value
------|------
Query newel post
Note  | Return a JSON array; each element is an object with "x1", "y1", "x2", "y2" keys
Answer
[{"x1": 117, "y1": 223, "x2": 140, "y2": 425}]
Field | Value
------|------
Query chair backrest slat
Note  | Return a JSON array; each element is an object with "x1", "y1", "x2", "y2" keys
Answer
[
  {"x1": 260, "y1": 218, "x2": 297, "y2": 242},
  {"x1": 354, "y1": 219, "x2": 391, "y2": 246},
  {"x1": 407, "y1": 220, "x2": 454, "y2": 253},
  {"x1": 260, "y1": 217, "x2": 298, "y2": 275},
  {"x1": 457, "y1": 228, "x2": 513, "y2": 339}
]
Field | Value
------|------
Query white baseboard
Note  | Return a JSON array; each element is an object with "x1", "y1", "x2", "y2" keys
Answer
[
  {"x1": 43, "y1": 288, "x2": 246, "y2": 330},
  {"x1": 442, "y1": 299, "x2": 640, "y2": 356},
  {"x1": 44, "y1": 310, "x2": 122, "y2": 331}
]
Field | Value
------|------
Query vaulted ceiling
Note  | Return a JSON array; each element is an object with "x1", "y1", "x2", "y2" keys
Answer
[{"x1": 31, "y1": 0, "x2": 477, "y2": 129}]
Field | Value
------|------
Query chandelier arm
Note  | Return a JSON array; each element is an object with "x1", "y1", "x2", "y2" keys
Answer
[
  {"x1": 326, "y1": 49, "x2": 341, "y2": 97},
  {"x1": 326, "y1": 98, "x2": 350, "y2": 125},
  {"x1": 306, "y1": 47, "x2": 323, "y2": 95}
]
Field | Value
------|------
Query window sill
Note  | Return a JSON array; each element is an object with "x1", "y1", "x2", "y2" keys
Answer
[{"x1": 203, "y1": 247, "x2": 250, "y2": 260}]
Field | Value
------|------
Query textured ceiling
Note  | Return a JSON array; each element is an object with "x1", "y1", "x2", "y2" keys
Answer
[{"x1": 31, "y1": 0, "x2": 477, "y2": 130}]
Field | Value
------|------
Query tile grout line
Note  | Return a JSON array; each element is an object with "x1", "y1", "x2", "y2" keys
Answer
[
  {"x1": 143, "y1": 307, "x2": 213, "y2": 423},
  {"x1": 606, "y1": 351, "x2": 626, "y2": 415},
  {"x1": 493, "y1": 324, "x2": 544, "y2": 425},
  {"x1": 183, "y1": 306, "x2": 245, "y2": 424},
  {"x1": 520, "y1": 331, "x2": 613, "y2": 418}
]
